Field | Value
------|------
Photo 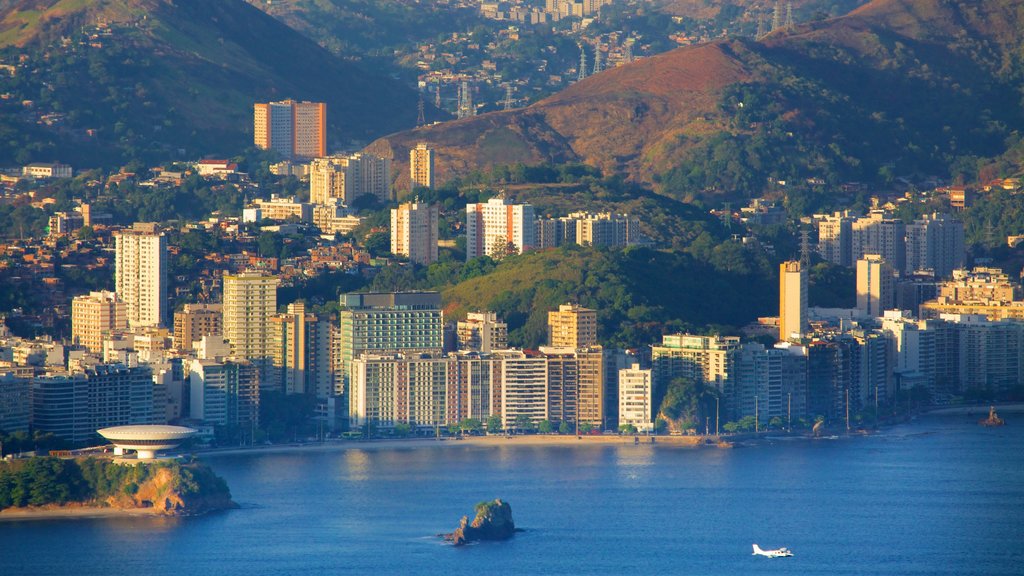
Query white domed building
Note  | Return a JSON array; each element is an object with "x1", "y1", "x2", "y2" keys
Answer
[{"x1": 97, "y1": 425, "x2": 197, "y2": 459}]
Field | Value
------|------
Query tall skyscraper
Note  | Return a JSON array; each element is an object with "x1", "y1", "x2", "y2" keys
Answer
[
  {"x1": 548, "y1": 303, "x2": 598, "y2": 348},
  {"x1": 253, "y1": 99, "x2": 327, "y2": 159},
  {"x1": 857, "y1": 254, "x2": 896, "y2": 317},
  {"x1": 409, "y1": 143, "x2": 434, "y2": 190},
  {"x1": 309, "y1": 153, "x2": 391, "y2": 205},
  {"x1": 390, "y1": 201, "x2": 439, "y2": 265},
  {"x1": 114, "y1": 222, "x2": 167, "y2": 328},
  {"x1": 779, "y1": 260, "x2": 807, "y2": 342},
  {"x1": 222, "y1": 271, "x2": 280, "y2": 389},
  {"x1": 72, "y1": 291, "x2": 127, "y2": 352},
  {"x1": 465, "y1": 196, "x2": 536, "y2": 260}
]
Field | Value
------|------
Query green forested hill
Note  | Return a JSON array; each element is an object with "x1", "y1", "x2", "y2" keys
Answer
[
  {"x1": 0, "y1": 0, "x2": 428, "y2": 167},
  {"x1": 438, "y1": 244, "x2": 777, "y2": 349}
]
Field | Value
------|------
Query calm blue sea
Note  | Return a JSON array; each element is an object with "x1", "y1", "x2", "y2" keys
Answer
[{"x1": 1, "y1": 414, "x2": 1022, "y2": 576}]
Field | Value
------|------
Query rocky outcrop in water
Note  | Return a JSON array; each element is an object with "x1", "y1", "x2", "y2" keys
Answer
[{"x1": 442, "y1": 499, "x2": 515, "y2": 546}]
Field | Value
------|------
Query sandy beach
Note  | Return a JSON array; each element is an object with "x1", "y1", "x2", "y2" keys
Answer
[{"x1": 0, "y1": 504, "x2": 170, "y2": 522}]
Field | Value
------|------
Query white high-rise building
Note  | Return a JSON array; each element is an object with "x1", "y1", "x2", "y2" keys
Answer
[
  {"x1": 391, "y1": 201, "x2": 439, "y2": 265},
  {"x1": 465, "y1": 196, "x2": 536, "y2": 260},
  {"x1": 618, "y1": 364, "x2": 653, "y2": 432},
  {"x1": 222, "y1": 271, "x2": 280, "y2": 389},
  {"x1": 114, "y1": 222, "x2": 167, "y2": 328},
  {"x1": 457, "y1": 312, "x2": 508, "y2": 353},
  {"x1": 409, "y1": 143, "x2": 434, "y2": 190}
]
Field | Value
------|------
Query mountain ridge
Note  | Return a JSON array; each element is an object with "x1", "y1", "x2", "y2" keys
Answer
[{"x1": 370, "y1": 0, "x2": 1024, "y2": 198}]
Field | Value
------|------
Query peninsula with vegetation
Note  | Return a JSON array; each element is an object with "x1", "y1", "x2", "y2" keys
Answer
[{"x1": 0, "y1": 457, "x2": 235, "y2": 519}]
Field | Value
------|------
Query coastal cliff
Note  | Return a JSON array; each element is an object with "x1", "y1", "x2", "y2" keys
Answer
[
  {"x1": 443, "y1": 499, "x2": 516, "y2": 546},
  {"x1": 0, "y1": 457, "x2": 235, "y2": 517}
]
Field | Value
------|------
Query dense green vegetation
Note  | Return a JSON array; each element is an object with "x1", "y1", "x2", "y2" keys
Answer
[{"x1": 0, "y1": 457, "x2": 229, "y2": 510}]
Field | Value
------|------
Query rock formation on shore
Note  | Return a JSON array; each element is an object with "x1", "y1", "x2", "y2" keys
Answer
[{"x1": 442, "y1": 499, "x2": 516, "y2": 546}]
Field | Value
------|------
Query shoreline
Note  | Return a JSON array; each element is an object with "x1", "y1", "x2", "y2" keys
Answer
[{"x1": 0, "y1": 504, "x2": 172, "y2": 522}]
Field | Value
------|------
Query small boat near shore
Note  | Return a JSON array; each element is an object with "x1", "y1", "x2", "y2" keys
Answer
[{"x1": 980, "y1": 406, "x2": 1005, "y2": 427}]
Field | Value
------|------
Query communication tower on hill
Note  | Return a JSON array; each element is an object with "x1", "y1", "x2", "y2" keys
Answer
[
  {"x1": 503, "y1": 83, "x2": 514, "y2": 111},
  {"x1": 785, "y1": 2, "x2": 794, "y2": 29},
  {"x1": 592, "y1": 44, "x2": 602, "y2": 75},
  {"x1": 623, "y1": 39, "x2": 634, "y2": 63},
  {"x1": 772, "y1": 1, "x2": 783, "y2": 32},
  {"x1": 457, "y1": 80, "x2": 475, "y2": 119},
  {"x1": 800, "y1": 229, "x2": 812, "y2": 264},
  {"x1": 416, "y1": 93, "x2": 426, "y2": 126},
  {"x1": 756, "y1": 13, "x2": 767, "y2": 39}
]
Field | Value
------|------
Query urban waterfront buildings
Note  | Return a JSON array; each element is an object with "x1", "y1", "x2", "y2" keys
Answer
[
  {"x1": 0, "y1": 373, "x2": 30, "y2": 434},
  {"x1": 31, "y1": 364, "x2": 157, "y2": 444},
  {"x1": 114, "y1": 223, "x2": 167, "y2": 328},
  {"x1": 390, "y1": 201, "x2": 439, "y2": 265},
  {"x1": 188, "y1": 358, "x2": 260, "y2": 431},
  {"x1": 270, "y1": 302, "x2": 334, "y2": 397},
  {"x1": 618, "y1": 364, "x2": 653, "y2": 432},
  {"x1": 465, "y1": 196, "x2": 536, "y2": 259},
  {"x1": 254, "y1": 99, "x2": 327, "y2": 159},
  {"x1": 409, "y1": 143, "x2": 434, "y2": 190}
]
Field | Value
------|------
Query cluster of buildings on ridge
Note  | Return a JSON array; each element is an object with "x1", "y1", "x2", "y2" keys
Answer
[{"x1": 248, "y1": 100, "x2": 643, "y2": 264}]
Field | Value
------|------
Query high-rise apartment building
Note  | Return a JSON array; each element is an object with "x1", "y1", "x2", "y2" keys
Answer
[
  {"x1": 222, "y1": 271, "x2": 280, "y2": 389},
  {"x1": 337, "y1": 292, "x2": 444, "y2": 397},
  {"x1": 618, "y1": 364, "x2": 654, "y2": 432},
  {"x1": 465, "y1": 196, "x2": 536, "y2": 259},
  {"x1": 173, "y1": 303, "x2": 223, "y2": 351},
  {"x1": 905, "y1": 213, "x2": 965, "y2": 278},
  {"x1": 409, "y1": 143, "x2": 434, "y2": 190},
  {"x1": 779, "y1": 261, "x2": 808, "y2": 342},
  {"x1": 114, "y1": 222, "x2": 167, "y2": 328},
  {"x1": 31, "y1": 364, "x2": 156, "y2": 444},
  {"x1": 548, "y1": 303, "x2": 598, "y2": 348},
  {"x1": 0, "y1": 373, "x2": 30, "y2": 434},
  {"x1": 188, "y1": 358, "x2": 260, "y2": 430},
  {"x1": 852, "y1": 211, "x2": 906, "y2": 272},
  {"x1": 457, "y1": 311, "x2": 508, "y2": 353},
  {"x1": 309, "y1": 153, "x2": 391, "y2": 205},
  {"x1": 254, "y1": 99, "x2": 326, "y2": 159},
  {"x1": 651, "y1": 334, "x2": 739, "y2": 396},
  {"x1": 391, "y1": 201, "x2": 439, "y2": 265},
  {"x1": 72, "y1": 291, "x2": 127, "y2": 352},
  {"x1": 270, "y1": 302, "x2": 334, "y2": 397},
  {"x1": 817, "y1": 211, "x2": 854, "y2": 266},
  {"x1": 857, "y1": 254, "x2": 896, "y2": 317},
  {"x1": 496, "y1": 350, "x2": 548, "y2": 430}
]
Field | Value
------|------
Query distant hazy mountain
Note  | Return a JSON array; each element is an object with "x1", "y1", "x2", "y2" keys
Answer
[
  {"x1": 0, "y1": 0, "x2": 430, "y2": 166},
  {"x1": 369, "y1": 0, "x2": 1024, "y2": 199}
]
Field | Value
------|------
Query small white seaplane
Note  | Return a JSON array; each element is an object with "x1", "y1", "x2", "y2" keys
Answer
[{"x1": 752, "y1": 544, "x2": 794, "y2": 558}]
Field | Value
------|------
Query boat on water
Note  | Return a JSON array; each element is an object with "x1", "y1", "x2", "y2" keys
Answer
[
  {"x1": 753, "y1": 544, "x2": 793, "y2": 558},
  {"x1": 980, "y1": 406, "x2": 1005, "y2": 427}
]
